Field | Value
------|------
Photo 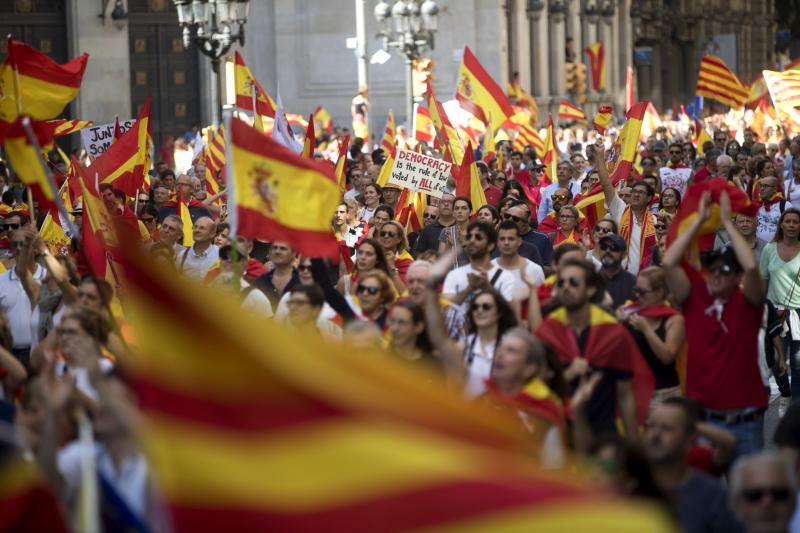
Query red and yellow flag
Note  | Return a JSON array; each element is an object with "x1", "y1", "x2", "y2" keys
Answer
[
  {"x1": 334, "y1": 134, "x2": 350, "y2": 192},
  {"x1": 762, "y1": 68, "x2": 800, "y2": 114},
  {"x1": 558, "y1": 100, "x2": 586, "y2": 122},
  {"x1": 541, "y1": 116, "x2": 557, "y2": 185},
  {"x1": 48, "y1": 118, "x2": 93, "y2": 137},
  {"x1": 88, "y1": 97, "x2": 152, "y2": 196},
  {"x1": 0, "y1": 37, "x2": 89, "y2": 138},
  {"x1": 301, "y1": 113, "x2": 316, "y2": 158},
  {"x1": 483, "y1": 119, "x2": 496, "y2": 162},
  {"x1": 455, "y1": 46, "x2": 515, "y2": 132},
  {"x1": 607, "y1": 101, "x2": 647, "y2": 185},
  {"x1": 375, "y1": 142, "x2": 395, "y2": 188},
  {"x1": 205, "y1": 125, "x2": 226, "y2": 198},
  {"x1": 229, "y1": 117, "x2": 340, "y2": 257},
  {"x1": 426, "y1": 79, "x2": 464, "y2": 164},
  {"x1": 414, "y1": 105, "x2": 434, "y2": 144},
  {"x1": 233, "y1": 51, "x2": 276, "y2": 119},
  {"x1": 178, "y1": 190, "x2": 194, "y2": 247},
  {"x1": 512, "y1": 123, "x2": 544, "y2": 157},
  {"x1": 575, "y1": 182, "x2": 608, "y2": 230},
  {"x1": 381, "y1": 109, "x2": 396, "y2": 156},
  {"x1": 76, "y1": 167, "x2": 114, "y2": 278},
  {"x1": 594, "y1": 104, "x2": 613, "y2": 135},
  {"x1": 455, "y1": 143, "x2": 488, "y2": 214},
  {"x1": 693, "y1": 118, "x2": 712, "y2": 157},
  {"x1": 313, "y1": 105, "x2": 333, "y2": 133},
  {"x1": 3, "y1": 118, "x2": 58, "y2": 211},
  {"x1": 584, "y1": 41, "x2": 606, "y2": 92},
  {"x1": 695, "y1": 55, "x2": 748, "y2": 109}
]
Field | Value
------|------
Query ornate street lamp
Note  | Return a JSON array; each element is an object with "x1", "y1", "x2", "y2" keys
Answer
[
  {"x1": 527, "y1": 0, "x2": 545, "y2": 22},
  {"x1": 584, "y1": 1, "x2": 600, "y2": 24},
  {"x1": 172, "y1": 0, "x2": 251, "y2": 125},
  {"x1": 374, "y1": 0, "x2": 439, "y2": 125},
  {"x1": 601, "y1": 0, "x2": 615, "y2": 24}
]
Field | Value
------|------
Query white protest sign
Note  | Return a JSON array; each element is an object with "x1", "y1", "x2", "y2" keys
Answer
[
  {"x1": 81, "y1": 119, "x2": 136, "y2": 158},
  {"x1": 659, "y1": 167, "x2": 692, "y2": 196},
  {"x1": 387, "y1": 148, "x2": 452, "y2": 198}
]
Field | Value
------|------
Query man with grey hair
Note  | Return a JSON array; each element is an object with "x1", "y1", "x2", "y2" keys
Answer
[
  {"x1": 176, "y1": 216, "x2": 219, "y2": 280},
  {"x1": 156, "y1": 214, "x2": 186, "y2": 254},
  {"x1": 730, "y1": 451, "x2": 797, "y2": 533},
  {"x1": 716, "y1": 154, "x2": 734, "y2": 178}
]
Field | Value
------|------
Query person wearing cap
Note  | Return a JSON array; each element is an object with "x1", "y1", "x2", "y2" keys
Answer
[
  {"x1": 663, "y1": 190, "x2": 767, "y2": 460},
  {"x1": 598, "y1": 234, "x2": 637, "y2": 309},
  {"x1": 381, "y1": 183, "x2": 402, "y2": 213}
]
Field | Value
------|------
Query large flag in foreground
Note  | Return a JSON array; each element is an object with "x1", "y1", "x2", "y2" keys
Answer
[
  {"x1": 120, "y1": 236, "x2": 672, "y2": 532},
  {"x1": 455, "y1": 46, "x2": 515, "y2": 133},
  {"x1": 229, "y1": 117, "x2": 339, "y2": 257},
  {"x1": 606, "y1": 101, "x2": 648, "y2": 185},
  {"x1": 695, "y1": 55, "x2": 748, "y2": 109}
]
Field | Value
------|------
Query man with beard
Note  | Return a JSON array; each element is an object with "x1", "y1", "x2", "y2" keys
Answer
[
  {"x1": 442, "y1": 221, "x2": 515, "y2": 305},
  {"x1": 598, "y1": 234, "x2": 636, "y2": 309},
  {"x1": 535, "y1": 258, "x2": 650, "y2": 441},
  {"x1": 644, "y1": 397, "x2": 743, "y2": 533}
]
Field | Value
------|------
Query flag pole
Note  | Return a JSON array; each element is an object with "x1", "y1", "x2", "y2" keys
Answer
[
  {"x1": 222, "y1": 110, "x2": 241, "y2": 290},
  {"x1": 133, "y1": 187, "x2": 140, "y2": 215},
  {"x1": 20, "y1": 117, "x2": 78, "y2": 237}
]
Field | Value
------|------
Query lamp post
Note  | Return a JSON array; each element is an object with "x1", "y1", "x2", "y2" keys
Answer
[
  {"x1": 172, "y1": 0, "x2": 251, "y2": 125},
  {"x1": 374, "y1": 0, "x2": 439, "y2": 126}
]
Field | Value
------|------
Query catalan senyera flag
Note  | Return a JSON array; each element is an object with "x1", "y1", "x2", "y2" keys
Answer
[
  {"x1": 594, "y1": 104, "x2": 613, "y2": 135},
  {"x1": 426, "y1": 79, "x2": 464, "y2": 164},
  {"x1": 230, "y1": 117, "x2": 340, "y2": 257},
  {"x1": 558, "y1": 100, "x2": 586, "y2": 122},
  {"x1": 541, "y1": 116, "x2": 557, "y2": 185},
  {"x1": 334, "y1": 134, "x2": 350, "y2": 192},
  {"x1": 455, "y1": 144, "x2": 488, "y2": 214},
  {"x1": 606, "y1": 101, "x2": 648, "y2": 185},
  {"x1": 512, "y1": 123, "x2": 544, "y2": 157},
  {"x1": 301, "y1": 114, "x2": 316, "y2": 158},
  {"x1": 695, "y1": 55, "x2": 749, "y2": 109},
  {"x1": 413, "y1": 104, "x2": 434, "y2": 144},
  {"x1": 0, "y1": 37, "x2": 89, "y2": 139},
  {"x1": 88, "y1": 97, "x2": 151, "y2": 197},
  {"x1": 313, "y1": 106, "x2": 333, "y2": 134},
  {"x1": 233, "y1": 51, "x2": 276, "y2": 119},
  {"x1": 205, "y1": 125, "x2": 225, "y2": 198},
  {"x1": 4, "y1": 117, "x2": 58, "y2": 212},
  {"x1": 456, "y1": 46, "x2": 515, "y2": 133},
  {"x1": 48, "y1": 118, "x2": 93, "y2": 137},
  {"x1": 381, "y1": 109, "x2": 395, "y2": 156},
  {"x1": 584, "y1": 41, "x2": 606, "y2": 92},
  {"x1": 118, "y1": 230, "x2": 673, "y2": 533},
  {"x1": 762, "y1": 69, "x2": 800, "y2": 114}
]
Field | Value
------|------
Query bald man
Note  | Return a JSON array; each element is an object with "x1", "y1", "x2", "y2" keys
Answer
[{"x1": 176, "y1": 216, "x2": 219, "y2": 280}]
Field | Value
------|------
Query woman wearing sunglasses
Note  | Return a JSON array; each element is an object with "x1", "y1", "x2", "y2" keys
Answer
[
  {"x1": 549, "y1": 205, "x2": 581, "y2": 247},
  {"x1": 336, "y1": 238, "x2": 403, "y2": 295},
  {"x1": 378, "y1": 220, "x2": 414, "y2": 282},
  {"x1": 617, "y1": 266, "x2": 685, "y2": 410},
  {"x1": 584, "y1": 218, "x2": 618, "y2": 269},
  {"x1": 658, "y1": 187, "x2": 681, "y2": 216}
]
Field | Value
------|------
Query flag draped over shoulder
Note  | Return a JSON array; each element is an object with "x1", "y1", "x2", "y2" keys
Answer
[
  {"x1": 455, "y1": 144, "x2": 487, "y2": 214},
  {"x1": 558, "y1": 101, "x2": 586, "y2": 122},
  {"x1": 584, "y1": 41, "x2": 606, "y2": 92},
  {"x1": 229, "y1": 117, "x2": 339, "y2": 257},
  {"x1": 381, "y1": 110, "x2": 395, "y2": 156},
  {"x1": 606, "y1": 102, "x2": 647, "y2": 185},
  {"x1": 88, "y1": 97, "x2": 152, "y2": 197},
  {"x1": 119, "y1": 237, "x2": 673, "y2": 533},
  {"x1": 695, "y1": 55, "x2": 748, "y2": 109},
  {"x1": 0, "y1": 37, "x2": 89, "y2": 139},
  {"x1": 233, "y1": 51, "x2": 276, "y2": 118},
  {"x1": 455, "y1": 46, "x2": 515, "y2": 133}
]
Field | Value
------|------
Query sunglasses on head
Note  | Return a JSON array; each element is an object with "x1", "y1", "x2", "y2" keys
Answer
[
  {"x1": 740, "y1": 487, "x2": 792, "y2": 503},
  {"x1": 357, "y1": 285, "x2": 380, "y2": 296},
  {"x1": 556, "y1": 276, "x2": 581, "y2": 289},
  {"x1": 471, "y1": 302, "x2": 495, "y2": 312},
  {"x1": 379, "y1": 230, "x2": 398, "y2": 238}
]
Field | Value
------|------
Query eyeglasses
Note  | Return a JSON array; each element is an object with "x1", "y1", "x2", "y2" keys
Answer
[
  {"x1": 552, "y1": 195, "x2": 569, "y2": 202},
  {"x1": 140, "y1": 217, "x2": 155, "y2": 223},
  {"x1": 594, "y1": 226, "x2": 613, "y2": 234},
  {"x1": 669, "y1": 150, "x2": 682, "y2": 155},
  {"x1": 423, "y1": 213, "x2": 437, "y2": 220},
  {"x1": 357, "y1": 285, "x2": 381, "y2": 296},
  {"x1": 471, "y1": 302, "x2": 495, "y2": 312},
  {"x1": 654, "y1": 224, "x2": 666, "y2": 231},
  {"x1": 379, "y1": 230, "x2": 398, "y2": 238},
  {"x1": 3, "y1": 223, "x2": 20, "y2": 231},
  {"x1": 287, "y1": 298, "x2": 311, "y2": 308},
  {"x1": 740, "y1": 487, "x2": 792, "y2": 503},
  {"x1": 464, "y1": 232, "x2": 485, "y2": 242},
  {"x1": 633, "y1": 287, "x2": 658, "y2": 298},
  {"x1": 714, "y1": 137, "x2": 726, "y2": 143},
  {"x1": 503, "y1": 214, "x2": 526, "y2": 224},
  {"x1": 298, "y1": 264, "x2": 312, "y2": 272},
  {"x1": 556, "y1": 276, "x2": 581, "y2": 288}
]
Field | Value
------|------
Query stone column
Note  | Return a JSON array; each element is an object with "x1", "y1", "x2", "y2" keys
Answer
[
  {"x1": 551, "y1": 2, "x2": 567, "y2": 103},
  {"x1": 515, "y1": 0, "x2": 532, "y2": 92},
  {"x1": 599, "y1": 14, "x2": 614, "y2": 106},
  {"x1": 609, "y1": 8, "x2": 621, "y2": 107},
  {"x1": 532, "y1": 4, "x2": 551, "y2": 103}
]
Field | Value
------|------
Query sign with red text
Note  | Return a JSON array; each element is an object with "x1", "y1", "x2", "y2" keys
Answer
[{"x1": 387, "y1": 148, "x2": 452, "y2": 198}]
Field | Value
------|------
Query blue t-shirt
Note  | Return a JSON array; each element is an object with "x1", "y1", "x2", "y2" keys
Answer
[{"x1": 676, "y1": 471, "x2": 744, "y2": 533}]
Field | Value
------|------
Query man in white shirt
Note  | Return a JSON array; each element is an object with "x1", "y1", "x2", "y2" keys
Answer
[
  {"x1": 0, "y1": 228, "x2": 46, "y2": 368},
  {"x1": 176, "y1": 216, "x2": 219, "y2": 280},
  {"x1": 492, "y1": 220, "x2": 545, "y2": 303},
  {"x1": 443, "y1": 221, "x2": 515, "y2": 305}
]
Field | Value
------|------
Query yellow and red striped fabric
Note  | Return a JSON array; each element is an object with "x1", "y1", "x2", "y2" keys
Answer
[
  {"x1": 4, "y1": 118, "x2": 58, "y2": 211},
  {"x1": 301, "y1": 113, "x2": 316, "y2": 158},
  {"x1": 695, "y1": 55, "x2": 748, "y2": 109},
  {"x1": 426, "y1": 79, "x2": 464, "y2": 164},
  {"x1": 455, "y1": 143, "x2": 488, "y2": 214},
  {"x1": 763, "y1": 69, "x2": 800, "y2": 112},
  {"x1": 414, "y1": 105, "x2": 434, "y2": 144},
  {"x1": 512, "y1": 123, "x2": 544, "y2": 157},
  {"x1": 233, "y1": 51, "x2": 276, "y2": 118},
  {"x1": 558, "y1": 100, "x2": 586, "y2": 122},
  {"x1": 229, "y1": 117, "x2": 339, "y2": 257},
  {"x1": 693, "y1": 119, "x2": 712, "y2": 156},
  {"x1": 381, "y1": 109, "x2": 396, "y2": 157},
  {"x1": 584, "y1": 41, "x2": 606, "y2": 92},
  {"x1": 594, "y1": 105, "x2": 613, "y2": 135},
  {"x1": 455, "y1": 46, "x2": 515, "y2": 133},
  {"x1": 205, "y1": 125, "x2": 225, "y2": 198},
  {"x1": 607, "y1": 102, "x2": 647, "y2": 185},
  {"x1": 575, "y1": 182, "x2": 608, "y2": 230},
  {"x1": 334, "y1": 135, "x2": 350, "y2": 192},
  {"x1": 541, "y1": 116, "x2": 557, "y2": 184},
  {"x1": 313, "y1": 106, "x2": 333, "y2": 133},
  {"x1": 120, "y1": 232, "x2": 673, "y2": 532},
  {"x1": 48, "y1": 118, "x2": 94, "y2": 137}
]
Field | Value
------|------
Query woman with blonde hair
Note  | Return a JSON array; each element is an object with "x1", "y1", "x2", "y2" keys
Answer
[{"x1": 378, "y1": 220, "x2": 414, "y2": 281}]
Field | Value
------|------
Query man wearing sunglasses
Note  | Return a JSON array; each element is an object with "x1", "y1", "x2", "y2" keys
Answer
[
  {"x1": 731, "y1": 452, "x2": 797, "y2": 533},
  {"x1": 643, "y1": 398, "x2": 743, "y2": 533},
  {"x1": 598, "y1": 234, "x2": 636, "y2": 309},
  {"x1": 503, "y1": 201, "x2": 551, "y2": 266},
  {"x1": 537, "y1": 161, "x2": 581, "y2": 226},
  {"x1": 663, "y1": 191, "x2": 767, "y2": 459}
]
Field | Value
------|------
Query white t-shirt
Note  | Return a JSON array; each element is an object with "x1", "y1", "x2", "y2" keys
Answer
[
  {"x1": 491, "y1": 258, "x2": 544, "y2": 301},
  {"x1": 607, "y1": 193, "x2": 654, "y2": 276},
  {"x1": 757, "y1": 201, "x2": 792, "y2": 243},
  {"x1": 463, "y1": 334, "x2": 496, "y2": 398},
  {"x1": 442, "y1": 263, "x2": 516, "y2": 302},
  {"x1": 0, "y1": 265, "x2": 46, "y2": 348},
  {"x1": 659, "y1": 167, "x2": 692, "y2": 196}
]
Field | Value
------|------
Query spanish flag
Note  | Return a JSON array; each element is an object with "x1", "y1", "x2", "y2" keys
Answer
[
  {"x1": 413, "y1": 104, "x2": 434, "y2": 144},
  {"x1": 0, "y1": 37, "x2": 89, "y2": 138},
  {"x1": 535, "y1": 305, "x2": 655, "y2": 425},
  {"x1": 48, "y1": 118, "x2": 93, "y2": 137},
  {"x1": 313, "y1": 105, "x2": 333, "y2": 133},
  {"x1": 0, "y1": 452, "x2": 68, "y2": 532},
  {"x1": 695, "y1": 55, "x2": 748, "y2": 109},
  {"x1": 455, "y1": 143, "x2": 488, "y2": 215},
  {"x1": 426, "y1": 79, "x2": 464, "y2": 164},
  {"x1": 607, "y1": 101, "x2": 647, "y2": 185},
  {"x1": 375, "y1": 142, "x2": 395, "y2": 188},
  {"x1": 233, "y1": 51, "x2": 276, "y2": 119},
  {"x1": 456, "y1": 46, "x2": 515, "y2": 133},
  {"x1": 693, "y1": 118, "x2": 712, "y2": 157},
  {"x1": 178, "y1": 190, "x2": 194, "y2": 248},
  {"x1": 584, "y1": 41, "x2": 606, "y2": 92},
  {"x1": 575, "y1": 182, "x2": 608, "y2": 230},
  {"x1": 594, "y1": 104, "x2": 613, "y2": 135},
  {"x1": 558, "y1": 100, "x2": 586, "y2": 123},
  {"x1": 301, "y1": 114, "x2": 316, "y2": 158},
  {"x1": 512, "y1": 123, "x2": 544, "y2": 157},
  {"x1": 381, "y1": 109, "x2": 396, "y2": 156},
  {"x1": 88, "y1": 97, "x2": 152, "y2": 196},
  {"x1": 120, "y1": 233, "x2": 673, "y2": 532},
  {"x1": 334, "y1": 134, "x2": 350, "y2": 192},
  {"x1": 541, "y1": 116, "x2": 557, "y2": 185},
  {"x1": 4, "y1": 117, "x2": 58, "y2": 212},
  {"x1": 229, "y1": 117, "x2": 339, "y2": 257},
  {"x1": 76, "y1": 167, "x2": 115, "y2": 279}
]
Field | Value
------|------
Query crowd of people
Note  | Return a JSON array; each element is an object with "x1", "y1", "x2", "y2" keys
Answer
[{"x1": 4, "y1": 111, "x2": 800, "y2": 531}]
